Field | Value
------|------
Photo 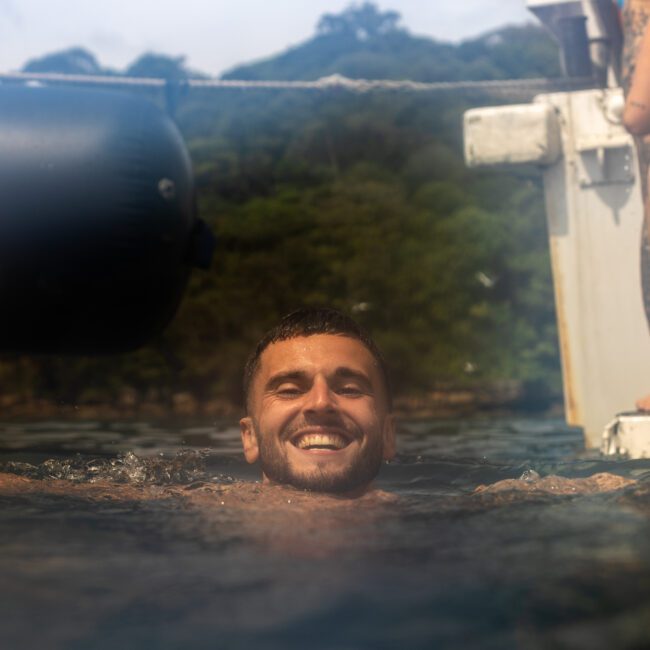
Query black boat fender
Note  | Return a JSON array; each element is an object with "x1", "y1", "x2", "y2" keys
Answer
[{"x1": 0, "y1": 84, "x2": 215, "y2": 353}]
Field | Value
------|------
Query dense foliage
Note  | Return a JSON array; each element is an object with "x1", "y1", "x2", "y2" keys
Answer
[{"x1": 4, "y1": 4, "x2": 563, "y2": 413}]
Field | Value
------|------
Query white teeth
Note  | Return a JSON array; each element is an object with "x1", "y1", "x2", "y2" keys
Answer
[{"x1": 295, "y1": 433, "x2": 348, "y2": 450}]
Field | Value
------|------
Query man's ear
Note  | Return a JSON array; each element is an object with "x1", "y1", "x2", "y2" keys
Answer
[
  {"x1": 240, "y1": 417, "x2": 260, "y2": 464},
  {"x1": 382, "y1": 414, "x2": 396, "y2": 460}
]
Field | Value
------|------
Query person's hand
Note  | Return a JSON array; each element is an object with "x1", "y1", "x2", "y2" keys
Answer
[
  {"x1": 636, "y1": 394, "x2": 650, "y2": 411},
  {"x1": 623, "y1": 22, "x2": 650, "y2": 135}
]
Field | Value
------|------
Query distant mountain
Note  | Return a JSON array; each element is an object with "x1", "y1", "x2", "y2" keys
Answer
[
  {"x1": 21, "y1": 3, "x2": 560, "y2": 84},
  {"x1": 22, "y1": 47, "x2": 111, "y2": 75},
  {"x1": 222, "y1": 3, "x2": 560, "y2": 82},
  {"x1": 21, "y1": 49, "x2": 206, "y2": 80}
]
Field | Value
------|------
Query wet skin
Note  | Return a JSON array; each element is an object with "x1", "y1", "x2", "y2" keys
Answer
[{"x1": 239, "y1": 334, "x2": 396, "y2": 494}]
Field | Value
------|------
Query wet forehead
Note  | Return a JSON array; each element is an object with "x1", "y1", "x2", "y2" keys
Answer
[{"x1": 256, "y1": 335, "x2": 381, "y2": 386}]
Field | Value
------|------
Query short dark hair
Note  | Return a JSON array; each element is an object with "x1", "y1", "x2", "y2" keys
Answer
[{"x1": 243, "y1": 307, "x2": 392, "y2": 411}]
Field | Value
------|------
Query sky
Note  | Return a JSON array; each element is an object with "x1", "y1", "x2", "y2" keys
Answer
[{"x1": 0, "y1": 0, "x2": 533, "y2": 76}]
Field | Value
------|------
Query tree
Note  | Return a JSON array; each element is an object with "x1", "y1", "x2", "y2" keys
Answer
[
  {"x1": 6, "y1": 14, "x2": 563, "y2": 413},
  {"x1": 22, "y1": 47, "x2": 106, "y2": 75},
  {"x1": 317, "y1": 2, "x2": 402, "y2": 40},
  {"x1": 125, "y1": 53, "x2": 200, "y2": 80}
]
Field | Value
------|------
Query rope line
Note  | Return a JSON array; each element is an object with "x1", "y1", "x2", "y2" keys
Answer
[{"x1": 0, "y1": 71, "x2": 596, "y2": 96}]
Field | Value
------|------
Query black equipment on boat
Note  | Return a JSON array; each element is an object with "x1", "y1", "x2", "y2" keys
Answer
[{"x1": 0, "y1": 84, "x2": 215, "y2": 354}]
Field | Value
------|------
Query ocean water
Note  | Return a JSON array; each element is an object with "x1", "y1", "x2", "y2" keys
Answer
[{"x1": 1, "y1": 417, "x2": 650, "y2": 650}]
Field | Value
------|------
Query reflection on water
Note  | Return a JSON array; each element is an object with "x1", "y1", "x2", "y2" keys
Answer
[{"x1": 2, "y1": 417, "x2": 650, "y2": 649}]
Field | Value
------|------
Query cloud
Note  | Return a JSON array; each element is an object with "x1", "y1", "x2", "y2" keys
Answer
[
  {"x1": 397, "y1": 0, "x2": 530, "y2": 41},
  {"x1": 0, "y1": 0, "x2": 21, "y2": 25}
]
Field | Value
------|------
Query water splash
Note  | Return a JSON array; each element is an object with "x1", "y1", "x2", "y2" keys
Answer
[
  {"x1": 519, "y1": 468, "x2": 541, "y2": 482},
  {"x1": 0, "y1": 449, "x2": 231, "y2": 486}
]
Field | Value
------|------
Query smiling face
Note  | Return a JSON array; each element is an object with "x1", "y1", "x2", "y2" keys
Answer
[{"x1": 240, "y1": 334, "x2": 395, "y2": 494}]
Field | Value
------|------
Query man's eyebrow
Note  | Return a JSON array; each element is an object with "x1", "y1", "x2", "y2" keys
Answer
[{"x1": 264, "y1": 367, "x2": 372, "y2": 390}]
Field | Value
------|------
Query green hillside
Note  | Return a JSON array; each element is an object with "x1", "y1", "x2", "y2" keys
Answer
[
  {"x1": 223, "y1": 10, "x2": 558, "y2": 82},
  {"x1": 3, "y1": 4, "x2": 564, "y2": 417}
]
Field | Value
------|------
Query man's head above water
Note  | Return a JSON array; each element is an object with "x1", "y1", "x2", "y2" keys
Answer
[{"x1": 240, "y1": 308, "x2": 395, "y2": 495}]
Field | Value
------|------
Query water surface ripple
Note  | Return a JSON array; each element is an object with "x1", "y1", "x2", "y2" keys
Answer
[{"x1": 2, "y1": 417, "x2": 650, "y2": 649}]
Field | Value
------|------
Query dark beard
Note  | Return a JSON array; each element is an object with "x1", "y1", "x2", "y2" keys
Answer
[{"x1": 257, "y1": 433, "x2": 384, "y2": 494}]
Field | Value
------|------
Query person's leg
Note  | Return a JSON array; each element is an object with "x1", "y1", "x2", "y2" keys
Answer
[{"x1": 623, "y1": 3, "x2": 650, "y2": 410}]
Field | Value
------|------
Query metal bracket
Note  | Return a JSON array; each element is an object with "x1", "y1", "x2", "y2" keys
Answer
[{"x1": 579, "y1": 145, "x2": 635, "y2": 188}]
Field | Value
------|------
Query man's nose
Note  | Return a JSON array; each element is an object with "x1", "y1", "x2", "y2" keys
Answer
[{"x1": 303, "y1": 377, "x2": 336, "y2": 413}]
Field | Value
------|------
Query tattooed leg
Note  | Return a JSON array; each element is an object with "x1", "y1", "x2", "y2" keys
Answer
[{"x1": 623, "y1": 3, "x2": 650, "y2": 327}]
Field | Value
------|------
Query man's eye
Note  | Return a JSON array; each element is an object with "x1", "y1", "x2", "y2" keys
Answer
[
  {"x1": 276, "y1": 386, "x2": 303, "y2": 397},
  {"x1": 338, "y1": 385, "x2": 364, "y2": 396}
]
